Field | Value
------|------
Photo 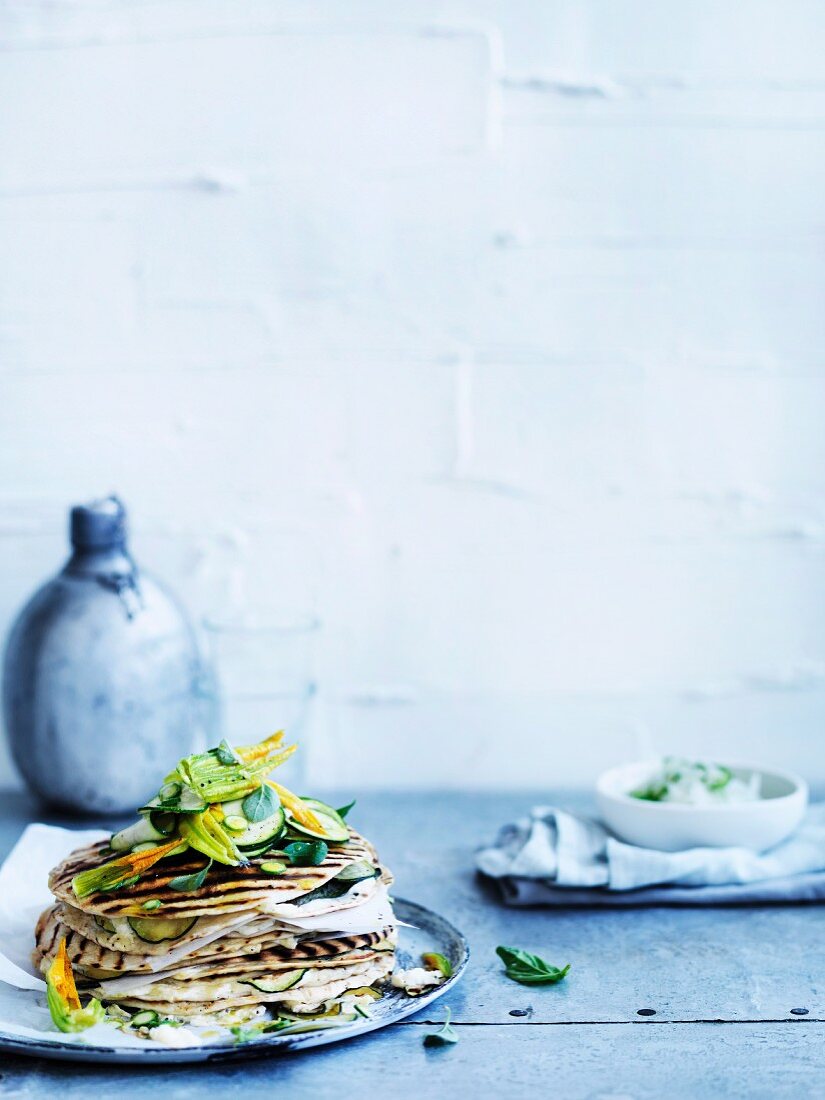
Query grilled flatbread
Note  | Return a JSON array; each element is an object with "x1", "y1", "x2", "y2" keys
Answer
[
  {"x1": 113, "y1": 954, "x2": 395, "y2": 1016},
  {"x1": 48, "y1": 832, "x2": 378, "y2": 917},
  {"x1": 34, "y1": 904, "x2": 396, "y2": 983}
]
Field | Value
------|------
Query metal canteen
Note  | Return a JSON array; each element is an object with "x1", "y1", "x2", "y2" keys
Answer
[{"x1": 1, "y1": 496, "x2": 217, "y2": 814}]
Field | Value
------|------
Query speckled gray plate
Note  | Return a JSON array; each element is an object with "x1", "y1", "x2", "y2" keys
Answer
[{"x1": 0, "y1": 898, "x2": 468, "y2": 1064}]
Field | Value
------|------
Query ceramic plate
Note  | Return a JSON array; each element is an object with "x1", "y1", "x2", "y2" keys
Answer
[{"x1": 0, "y1": 898, "x2": 468, "y2": 1064}]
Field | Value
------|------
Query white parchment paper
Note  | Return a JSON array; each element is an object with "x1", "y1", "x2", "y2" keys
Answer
[{"x1": 0, "y1": 823, "x2": 156, "y2": 1048}]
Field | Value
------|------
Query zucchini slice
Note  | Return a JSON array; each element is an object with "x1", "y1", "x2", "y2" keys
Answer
[
  {"x1": 240, "y1": 969, "x2": 306, "y2": 994},
  {"x1": 140, "y1": 784, "x2": 206, "y2": 815},
  {"x1": 260, "y1": 860, "x2": 287, "y2": 875},
  {"x1": 286, "y1": 799, "x2": 349, "y2": 844},
  {"x1": 131, "y1": 1010, "x2": 160, "y2": 1028},
  {"x1": 110, "y1": 815, "x2": 169, "y2": 852},
  {"x1": 126, "y1": 916, "x2": 197, "y2": 943},
  {"x1": 283, "y1": 1001, "x2": 341, "y2": 1020},
  {"x1": 346, "y1": 986, "x2": 382, "y2": 1000},
  {"x1": 219, "y1": 798, "x2": 286, "y2": 851}
]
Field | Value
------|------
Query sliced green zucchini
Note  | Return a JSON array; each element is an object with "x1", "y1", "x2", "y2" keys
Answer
[
  {"x1": 239, "y1": 842, "x2": 275, "y2": 859},
  {"x1": 148, "y1": 811, "x2": 177, "y2": 836},
  {"x1": 240, "y1": 969, "x2": 306, "y2": 994},
  {"x1": 283, "y1": 1001, "x2": 341, "y2": 1020},
  {"x1": 126, "y1": 915, "x2": 197, "y2": 943},
  {"x1": 94, "y1": 915, "x2": 117, "y2": 933},
  {"x1": 141, "y1": 784, "x2": 206, "y2": 815},
  {"x1": 422, "y1": 952, "x2": 452, "y2": 977},
  {"x1": 110, "y1": 815, "x2": 168, "y2": 852},
  {"x1": 131, "y1": 1010, "x2": 160, "y2": 1028},
  {"x1": 346, "y1": 986, "x2": 382, "y2": 1000},
  {"x1": 260, "y1": 860, "x2": 287, "y2": 875},
  {"x1": 287, "y1": 798, "x2": 349, "y2": 843},
  {"x1": 220, "y1": 798, "x2": 286, "y2": 850}
]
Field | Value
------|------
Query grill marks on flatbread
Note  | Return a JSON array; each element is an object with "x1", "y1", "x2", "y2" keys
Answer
[
  {"x1": 36, "y1": 828, "x2": 397, "y2": 1025},
  {"x1": 48, "y1": 831, "x2": 376, "y2": 917},
  {"x1": 34, "y1": 904, "x2": 395, "y2": 982},
  {"x1": 93, "y1": 953, "x2": 390, "y2": 1003},
  {"x1": 57, "y1": 902, "x2": 249, "y2": 958},
  {"x1": 113, "y1": 955, "x2": 396, "y2": 1016}
]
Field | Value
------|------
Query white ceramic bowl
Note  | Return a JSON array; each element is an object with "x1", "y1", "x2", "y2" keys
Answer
[{"x1": 596, "y1": 760, "x2": 808, "y2": 852}]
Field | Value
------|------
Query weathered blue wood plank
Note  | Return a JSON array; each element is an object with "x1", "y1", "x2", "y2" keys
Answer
[{"x1": 1, "y1": 1022, "x2": 823, "y2": 1100}]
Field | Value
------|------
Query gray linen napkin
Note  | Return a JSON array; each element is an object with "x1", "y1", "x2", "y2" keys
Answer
[{"x1": 476, "y1": 804, "x2": 825, "y2": 906}]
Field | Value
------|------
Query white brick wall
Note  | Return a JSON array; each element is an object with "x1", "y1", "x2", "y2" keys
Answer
[{"x1": 1, "y1": 1, "x2": 824, "y2": 790}]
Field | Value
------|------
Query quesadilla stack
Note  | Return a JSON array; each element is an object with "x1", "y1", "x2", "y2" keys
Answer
[{"x1": 32, "y1": 732, "x2": 422, "y2": 1042}]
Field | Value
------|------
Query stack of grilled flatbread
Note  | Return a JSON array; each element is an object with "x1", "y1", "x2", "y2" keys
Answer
[
  {"x1": 34, "y1": 830, "x2": 397, "y2": 1025},
  {"x1": 30, "y1": 733, "x2": 412, "y2": 1036}
]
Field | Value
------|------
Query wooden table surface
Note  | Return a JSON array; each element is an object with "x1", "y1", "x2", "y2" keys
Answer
[{"x1": 0, "y1": 789, "x2": 823, "y2": 1099}]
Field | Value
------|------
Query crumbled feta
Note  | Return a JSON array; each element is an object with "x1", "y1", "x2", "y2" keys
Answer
[
  {"x1": 149, "y1": 1024, "x2": 201, "y2": 1048},
  {"x1": 339, "y1": 993, "x2": 376, "y2": 1017},
  {"x1": 391, "y1": 967, "x2": 444, "y2": 995}
]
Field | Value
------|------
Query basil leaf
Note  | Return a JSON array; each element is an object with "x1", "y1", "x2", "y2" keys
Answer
[
  {"x1": 214, "y1": 739, "x2": 238, "y2": 766},
  {"x1": 293, "y1": 862, "x2": 377, "y2": 905},
  {"x1": 336, "y1": 799, "x2": 356, "y2": 820},
  {"x1": 169, "y1": 859, "x2": 213, "y2": 892},
  {"x1": 282, "y1": 840, "x2": 328, "y2": 866},
  {"x1": 242, "y1": 784, "x2": 278, "y2": 823},
  {"x1": 496, "y1": 945, "x2": 570, "y2": 986},
  {"x1": 423, "y1": 1008, "x2": 459, "y2": 1047}
]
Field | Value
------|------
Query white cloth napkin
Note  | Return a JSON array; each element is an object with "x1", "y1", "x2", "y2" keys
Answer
[{"x1": 477, "y1": 804, "x2": 825, "y2": 906}]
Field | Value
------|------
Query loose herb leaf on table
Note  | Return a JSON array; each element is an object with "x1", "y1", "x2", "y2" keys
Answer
[
  {"x1": 496, "y1": 945, "x2": 570, "y2": 986},
  {"x1": 423, "y1": 1007, "x2": 459, "y2": 1048}
]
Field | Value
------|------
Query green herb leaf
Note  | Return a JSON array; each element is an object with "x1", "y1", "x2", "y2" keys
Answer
[
  {"x1": 242, "y1": 784, "x2": 279, "y2": 823},
  {"x1": 423, "y1": 1007, "x2": 459, "y2": 1048},
  {"x1": 336, "y1": 799, "x2": 356, "y2": 820},
  {"x1": 214, "y1": 739, "x2": 238, "y2": 766},
  {"x1": 99, "y1": 874, "x2": 140, "y2": 893},
  {"x1": 142, "y1": 899, "x2": 162, "y2": 911},
  {"x1": 293, "y1": 862, "x2": 377, "y2": 905},
  {"x1": 168, "y1": 859, "x2": 213, "y2": 892},
  {"x1": 707, "y1": 765, "x2": 732, "y2": 792},
  {"x1": 421, "y1": 952, "x2": 452, "y2": 978},
  {"x1": 282, "y1": 840, "x2": 328, "y2": 866},
  {"x1": 496, "y1": 945, "x2": 570, "y2": 986}
]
